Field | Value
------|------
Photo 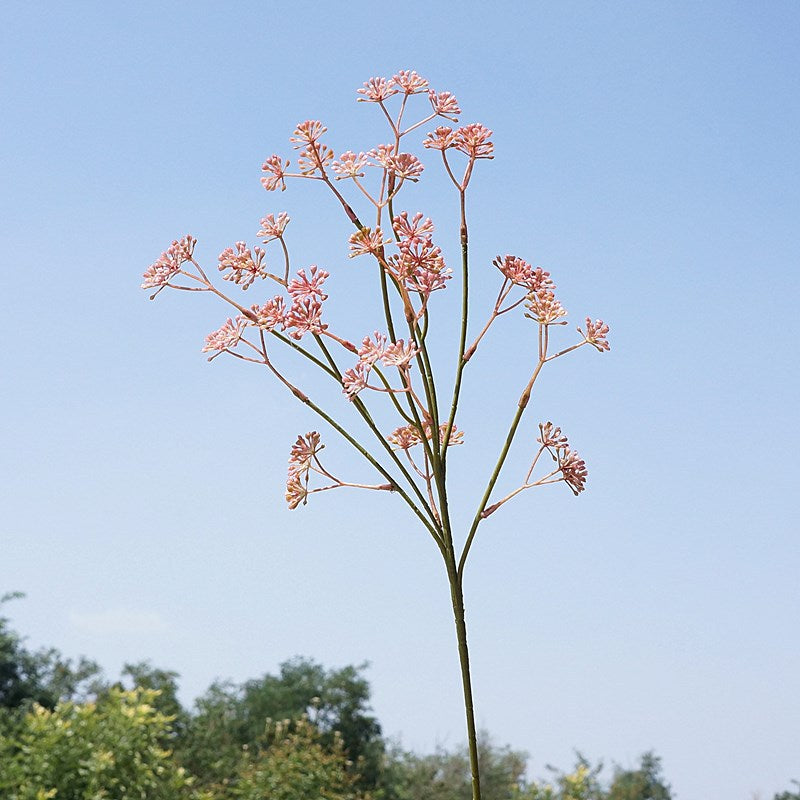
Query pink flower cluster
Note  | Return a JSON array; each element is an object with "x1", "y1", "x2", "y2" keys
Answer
[
  {"x1": 218, "y1": 242, "x2": 268, "y2": 289},
  {"x1": 493, "y1": 255, "x2": 553, "y2": 293},
  {"x1": 510, "y1": 259, "x2": 567, "y2": 325},
  {"x1": 347, "y1": 212, "x2": 450, "y2": 300},
  {"x1": 251, "y1": 266, "x2": 330, "y2": 341},
  {"x1": 202, "y1": 317, "x2": 245, "y2": 354},
  {"x1": 285, "y1": 431, "x2": 323, "y2": 510},
  {"x1": 260, "y1": 155, "x2": 289, "y2": 192},
  {"x1": 261, "y1": 120, "x2": 338, "y2": 189},
  {"x1": 342, "y1": 332, "x2": 419, "y2": 399},
  {"x1": 368, "y1": 145, "x2": 424, "y2": 181},
  {"x1": 357, "y1": 71, "x2": 461, "y2": 121},
  {"x1": 291, "y1": 120, "x2": 335, "y2": 177},
  {"x1": 393, "y1": 212, "x2": 450, "y2": 297},
  {"x1": 526, "y1": 289, "x2": 567, "y2": 324},
  {"x1": 537, "y1": 422, "x2": 588, "y2": 495},
  {"x1": 258, "y1": 212, "x2": 290, "y2": 242},
  {"x1": 141, "y1": 235, "x2": 196, "y2": 289},
  {"x1": 348, "y1": 227, "x2": 390, "y2": 257},
  {"x1": 201, "y1": 264, "x2": 331, "y2": 354},
  {"x1": 332, "y1": 151, "x2": 368, "y2": 178},
  {"x1": 388, "y1": 422, "x2": 464, "y2": 450},
  {"x1": 423, "y1": 123, "x2": 494, "y2": 160},
  {"x1": 580, "y1": 318, "x2": 611, "y2": 352}
]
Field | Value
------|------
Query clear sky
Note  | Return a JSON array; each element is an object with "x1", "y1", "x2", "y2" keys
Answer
[{"x1": 2, "y1": 2, "x2": 799, "y2": 798}]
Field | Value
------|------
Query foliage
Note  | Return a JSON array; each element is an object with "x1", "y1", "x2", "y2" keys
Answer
[
  {"x1": 119, "y1": 661, "x2": 185, "y2": 721},
  {"x1": 607, "y1": 752, "x2": 672, "y2": 800},
  {"x1": 380, "y1": 733, "x2": 527, "y2": 800},
  {"x1": 0, "y1": 608, "x2": 683, "y2": 800},
  {"x1": 230, "y1": 715, "x2": 368, "y2": 800},
  {"x1": 0, "y1": 687, "x2": 197, "y2": 799},
  {"x1": 515, "y1": 755, "x2": 605, "y2": 800},
  {"x1": 177, "y1": 657, "x2": 382, "y2": 791}
]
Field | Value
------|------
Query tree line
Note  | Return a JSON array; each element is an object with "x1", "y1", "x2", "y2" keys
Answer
[{"x1": 1, "y1": 594, "x2": 795, "y2": 799}]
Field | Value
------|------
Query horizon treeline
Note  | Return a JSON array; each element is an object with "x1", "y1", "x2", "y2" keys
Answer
[{"x1": 1, "y1": 594, "x2": 796, "y2": 799}]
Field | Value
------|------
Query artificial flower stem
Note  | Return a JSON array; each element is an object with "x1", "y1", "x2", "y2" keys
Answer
[
  {"x1": 445, "y1": 554, "x2": 482, "y2": 800},
  {"x1": 458, "y1": 358, "x2": 546, "y2": 578}
]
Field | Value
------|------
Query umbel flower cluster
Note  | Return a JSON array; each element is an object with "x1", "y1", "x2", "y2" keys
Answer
[
  {"x1": 143, "y1": 70, "x2": 608, "y2": 518},
  {"x1": 143, "y1": 70, "x2": 609, "y2": 800}
]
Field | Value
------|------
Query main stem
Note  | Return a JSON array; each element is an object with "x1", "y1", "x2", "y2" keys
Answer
[{"x1": 445, "y1": 551, "x2": 482, "y2": 800}]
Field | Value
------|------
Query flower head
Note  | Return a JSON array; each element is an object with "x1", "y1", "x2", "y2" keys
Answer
[
  {"x1": 428, "y1": 90, "x2": 461, "y2": 120},
  {"x1": 494, "y1": 255, "x2": 554, "y2": 293},
  {"x1": 297, "y1": 143, "x2": 334, "y2": 176},
  {"x1": 218, "y1": 242, "x2": 267, "y2": 289},
  {"x1": 381, "y1": 339, "x2": 418, "y2": 368},
  {"x1": 454, "y1": 123, "x2": 494, "y2": 159},
  {"x1": 285, "y1": 296, "x2": 326, "y2": 340},
  {"x1": 537, "y1": 422, "x2": 568, "y2": 450},
  {"x1": 342, "y1": 362, "x2": 369, "y2": 400},
  {"x1": 442, "y1": 425, "x2": 465, "y2": 446},
  {"x1": 536, "y1": 422, "x2": 587, "y2": 495},
  {"x1": 393, "y1": 212, "x2": 435, "y2": 246},
  {"x1": 388, "y1": 422, "x2": 463, "y2": 450},
  {"x1": 580, "y1": 318, "x2": 611, "y2": 352},
  {"x1": 202, "y1": 317, "x2": 245, "y2": 353},
  {"x1": 406, "y1": 264, "x2": 452, "y2": 296},
  {"x1": 285, "y1": 475, "x2": 308, "y2": 509},
  {"x1": 367, "y1": 146, "x2": 424, "y2": 180},
  {"x1": 288, "y1": 266, "x2": 329, "y2": 302},
  {"x1": 525, "y1": 289, "x2": 567, "y2": 324},
  {"x1": 423, "y1": 126, "x2": 457, "y2": 151},
  {"x1": 250, "y1": 296, "x2": 286, "y2": 331},
  {"x1": 358, "y1": 332, "x2": 388, "y2": 366},
  {"x1": 261, "y1": 155, "x2": 289, "y2": 192},
  {"x1": 357, "y1": 77, "x2": 397, "y2": 103},
  {"x1": 559, "y1": 448, "x2": 588, "y2": 495},
  {"x1": 388, "y1": 152, "x2": 424, "y2": 181},
  {"x1": 171, "y1": 235, "x2": 196, "y2": 264},
  {"x1": 388, "y1": 424, "x2": 423, "y2": 450},
  {"x1": 332, "y1": 151, "x2": 369, "y2": 178},
  {"x1": 258, "y1": 212, "x2": 290, "y2": 242},
  {"x1": 142, "y1": 235, "x2": 196, "y2": 289},
  {"x1": 391, "y1": 218, "x2": 450, "y2": 297},
  {"x1": 391, "y1": 70, "x2": 429, "y2": 94},
  {"x1": 348, "y1": 227, "x2": 388, "y2": 258},
  {"x1": 288, "y1": 431, "x2": 322, "y2": 477},
  {"x1": 286, "y1": 431, "x2": 323, "y2": 510},
  {"x1": 289, "y1": 120, "x2": 327, "y2": 145}
]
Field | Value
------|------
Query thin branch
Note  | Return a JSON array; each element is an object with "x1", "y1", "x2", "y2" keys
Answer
[{"x1": 457, "y1": 357, "x2": 547, "y2": 579}]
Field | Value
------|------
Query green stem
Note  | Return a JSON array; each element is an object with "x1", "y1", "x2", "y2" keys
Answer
[
  {"x1": 442, "y1": 190, "x2": 469, "y2": 456},
  {"x1": 270, "y1": 331, "x2": 337, "y2": 377},
  {"x1": 312, "y1": 334, "x2": 442, "y2": 536},
  {"x1": 292, "y1": 382, "x2": 445, "y2": 553},
  {"x1": 445, "y1": 552, "x2": 482, "y2": 800},
  {"x1": 378, "y1": 259, "x2": 399, "y2": 343},
  {"x1": 372, "y1": 365, "x2": 415, "y2": 423},
  {"x1": 458, "y1": 359, "x2": 545, "y2": 578}
]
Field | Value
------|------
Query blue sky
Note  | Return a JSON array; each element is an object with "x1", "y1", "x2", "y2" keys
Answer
[{"x1": 2, "y1": 2, "x2": 799, "y2": 798}]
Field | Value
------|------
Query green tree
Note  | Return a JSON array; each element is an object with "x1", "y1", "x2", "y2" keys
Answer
[
  {"x1": 514, "y1": 755, "x2": 605, "y2": 800},
  {"x1": 380, "y1": 733, "x2": 528, "y2": 800},
  {"x1": 0, "y1": 687, "x2": 199, "y2": 799},
  {"x1": 231, "y1": 715, "x2": 368, "y2": 800},
  {"x1": 178, "y1": 679, "x2": 244, "y2": 790},
  {"x1": 607, "y1": 753, "x2": 671, "y2": 800},
  {"x1": 179, "y1": 657, "x2": 383, "y2": 791}
]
